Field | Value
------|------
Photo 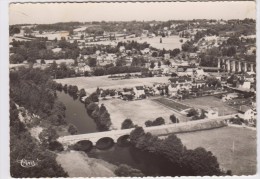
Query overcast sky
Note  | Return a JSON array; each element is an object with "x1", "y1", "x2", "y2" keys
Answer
[{"x1": 9, "y1": 1, "x2": 256, "y2": 25}]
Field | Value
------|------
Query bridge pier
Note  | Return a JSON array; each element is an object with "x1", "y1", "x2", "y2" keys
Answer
[
  {"x1": 250, "y1": 63, "x2": 254, "y2": 72},
  {"x1": 226, "y1": 59, "x2": 230, "y2": 72},
  {"x1": 238, "y1": 61, "x2": 241, "y2": 72},
  {"x1": 231, "y1": 61, "x2": 236, "y2": 73},
  {"x1": 217, "y1": 59, "x2": 221, "y2": 68},
  {"x1": 244, "y1": 62, "x2": 247, "y2": 72}
]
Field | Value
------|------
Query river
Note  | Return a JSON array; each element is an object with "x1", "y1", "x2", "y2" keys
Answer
[
  {"x1": 56, "y1": 91, "x2": 98, "y2": 134},
  {"x1": 56, "y1": 91, "x2": 171, "y2": 176}
]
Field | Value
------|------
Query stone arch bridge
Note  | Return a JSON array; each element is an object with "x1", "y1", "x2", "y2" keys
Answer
[{"x1": 58, "y1": 114, "x2": 237, "y2": 147}]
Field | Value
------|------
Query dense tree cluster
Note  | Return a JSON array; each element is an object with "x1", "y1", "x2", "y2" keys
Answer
[
  {"x1": 115, "y1": 164, "x2": 144, "y2": 177},
  {"x1": 129, "y1": 127, "x2": 225, "y2": 176},
  {"x1": 86, "y1": 103, "x2": 112, "y2": 131},
  {"x1": 34, "y1": 22, "x2": 82, "y2": 31},
  {"x1": 9, "y1": 69, "x2": 68, "y2": 177},
  {"x1": 10, "y1": 38, "x2": 80, "y2": 64},
  {"x1": 145, "y1": 117, "x2": 165, "y2": 127},
  {"x1": 10, "y1": 68, "x2": 67, "y2": 126}
]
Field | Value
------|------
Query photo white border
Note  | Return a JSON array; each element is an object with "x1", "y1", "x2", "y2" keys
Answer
[{"x1": 0, "y1": 0, "x2": 259, "y2": 179}]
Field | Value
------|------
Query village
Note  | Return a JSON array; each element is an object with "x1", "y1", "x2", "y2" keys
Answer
[
  {"x1": 9, "y1": 19, "x2": 257, "y2": 129},
  {"x1": 6, "y1": 0, "x2": 258, "y2": 177}
]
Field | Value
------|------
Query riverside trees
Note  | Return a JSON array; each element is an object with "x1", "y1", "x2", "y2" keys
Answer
[
  {"x1": 10, "y1": 68, "x2": 68, "y2": 177},
  {"x1": 129, "y1": 127, "x2": 225, "y2": 176}
]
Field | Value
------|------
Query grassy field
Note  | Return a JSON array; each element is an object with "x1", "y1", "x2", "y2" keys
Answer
[
  {"x1": 176, "y1": 126, "x2": 256, "y2": 175},
  {"x1": 153, "y1": 98, "x2": 190, "y2": 112},
  {"x1": 55, "y1": 76, "x2": 169, "y2": 94},
  {"x1": 85, "y1": 35, "x2": 186, "y2": 50},
  {"x1": 181, "y1": 96, "x2": 238, "y2": 116},
  {"x1": 101, "y1": 98, "x2": 188, "y2": 130}
]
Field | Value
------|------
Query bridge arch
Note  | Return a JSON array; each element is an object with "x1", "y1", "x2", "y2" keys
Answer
[
  {"x1": 117, "y1": 135, "x2": 130, "y2": 147},
  {"x1": 96, "y1": 137, "x2": 115, "y2": 150},
  {"x1": 72, "y1": 140, "x2": 93, "y2": 152}
]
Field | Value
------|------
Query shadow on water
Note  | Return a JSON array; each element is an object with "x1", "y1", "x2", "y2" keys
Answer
[
  {"x1": 58, "y1": 91, "x2": 185, "y2": 176},
  {"x1": 96, "y1": 137, "x2": 115, "y2": 150},
  {"x1": 56, "y1": 91, "x2": 98, "y2": 134}
]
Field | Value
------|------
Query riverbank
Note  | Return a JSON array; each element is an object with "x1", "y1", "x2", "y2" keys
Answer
[{"x1": 56, "y1": 151, "x2": 117, "y2": 177}]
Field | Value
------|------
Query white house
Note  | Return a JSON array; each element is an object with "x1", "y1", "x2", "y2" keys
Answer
[
  {"x1": 141, "y1": 48, "x2": 150, "y2": 54},
  {"x1": 238, "y1": 105, "x2": 256, "y2": 125},
  {"x1": 119, "y1": 46, "x2": 126, "y2": 53},
  {"x1": 205, "y1": 109, "x2": 219, "y2": 119},
  {"x1": 222, "y1": 93, "x2": 238, "y2": 102},
  {"x1": 133, "y1": 86, "x2": 145, "y2": 98},
  {"x1": 168, "y1": 84, "x2": 179, "y2": 96}
]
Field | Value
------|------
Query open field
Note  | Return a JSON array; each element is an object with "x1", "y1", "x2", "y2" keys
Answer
[
  {"x1": 101, "y1": 98, "x2": 188, "y2": 130},
  {"x1": 181, "y1": 96, "x2": 238, "y2": 116},
  {"x1": 56, "y1": 151, "x2": 116, "y2": 177},
  {"x1": 152, "y1": 98, "x2": 190, "y2": 112},
  {"x1": 85, "y1": 35, "x2": 187, "y2": 50},
  {"x1": 176, "y1": 126, "x2": 257, "y2": 175},
  {"x1": 55, "y1": 76, "x2": 169, "y2": 94}
]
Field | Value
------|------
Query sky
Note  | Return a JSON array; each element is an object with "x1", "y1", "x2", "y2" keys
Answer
[{"x1": 9, "y1": 1, "x2": 256, "y2": 25}]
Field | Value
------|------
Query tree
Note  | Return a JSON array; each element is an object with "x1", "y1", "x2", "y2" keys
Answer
[
  {"x1": 122, "y1": 119, "x2": 134, "y2": 129},
  {"x1": 145, "y1": 117, "x2": 165, "y2": 127},
  {"x1": 115, "y1": 164, "x2": 144, "y2": 177},
  {"x1": 39, "y1": 128, "x2": 58, "y2": 146},
  {"x1": 150, "y1": 61, "x2": 155, "y2": 69},
  {"x1": 68, "y1": 124, "x2": 78, "y2": 135},
  {"x1": 87, "y1": 102, "x2": 99, "y2": 113},
  {"x1": 152, "y1": 51, "x2": 158, "y2": 57},
  {"x1": 88, "y1": 57, "x2": 97, "y2": 67},
  {"x1": 79, "y1": 88, "x2": 86, "y2": 98},
  {"x1": 170, "y1": 114, "x2": 179, "y2": 123},
  {"x1": 184, "y1": 147, "x2": 222, "y2": 176},
  {"x1": 129, "y1": 127, "x2": 145, "y2": 144},
  {"x1": 227, "y1": 46, "x2": 236, "y2": 57},
  {"x1": 10, "y1": 54, "x2": 25, "y2": 64},
  {"x1": 153, "y1": 117, "x2": 165, "y2": 126},
  {"x1": 158, "y1": 61, "x2": 161, "y2": 68},
  {"x1": 93, "y1": 68, "x2": 105, "y2": 76},
  {"x1": 41, "y1": 59, "x2": 46, "y2": 64},
  {"x1": 187, "y1": 108, "x2": 198, "y2": 117}
]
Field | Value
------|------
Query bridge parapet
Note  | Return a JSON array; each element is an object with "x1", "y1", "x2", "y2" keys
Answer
[{"x1": 58, "y1": 114, "x2": 238, "y2": 147}]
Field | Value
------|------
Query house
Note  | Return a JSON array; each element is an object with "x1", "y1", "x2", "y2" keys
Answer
[
  {"x1": 119, "y1": 46, "x2": 126, "y2": 53},
  {"x1": 193, "y1": 68, "x2": 208, "y2": 79},
  {"x1": 168, "y1": 84, "x2": 179, "y2": 96},
  {"x1": 238, "y1": 105, "x2": 256, "y2": 124},
  {"x1": 205, "y1": 108, "x2": 219, "y2": 119},
  {"x1": 164, "y1": 53, "x2": 170, "y2": 60},
  {"x1": 75, "y1": 65, "x2": 91, "y2": 75},
  {"x1": 237, "y1": 81, "x2": 251, "y2": 90},
  {"x1": 51, "y1": 48, "x2": 62, "y2": 53},
  {"x1": 244, "y1": 72, "x2": 255, "y2": 83},
  {"x1": 192, "y1": 80, "x2": 206, "y2": 88},
  {"x1": 133, "y1": 86, "x2": 145, "y2": 98},
  {"x1": 222, "y1": 93, "x2": 238, "y2": 102},
  {"x1": 141, "y1": 48, "x2": 150, "y2": 54}
]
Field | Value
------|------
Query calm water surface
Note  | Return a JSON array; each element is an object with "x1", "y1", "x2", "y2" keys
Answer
[
  {"x1": 56, "y1": 91, "x2": 165, "y2": 175},
  {"x1": 57, "y1": 91, "x2": 98, "y2": 134}
]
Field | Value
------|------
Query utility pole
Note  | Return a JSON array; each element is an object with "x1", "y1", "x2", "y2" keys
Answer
[{"x1": 232, "y1": 140, "x2": 235, "y2": 153}]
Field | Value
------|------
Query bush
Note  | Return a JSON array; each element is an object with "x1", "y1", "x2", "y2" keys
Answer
[
  {"x1": 115, "y1": 164, "x2": 144, "y2": 177},
  {"x1": 170, "y1": 114, "x2": 179, "y2": 123},
  {"x1": 121, "y1": 119, "x2": 134, "y2": 129},
  {"x1": 187, "y1": 108, "x2": 198, "y2": 117},
  {"x1": 145, "y1": 117, "x2": 165, "y2": 127},
  {"x1": 48, "y1": 141, "x2": 64, "y2": 151},
  {"x1": 68, "y1": 124, "x2": 78, "y2": 135},
  {"x1": 229, "y1": 117, "x2": 244, "y2": 125}
]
